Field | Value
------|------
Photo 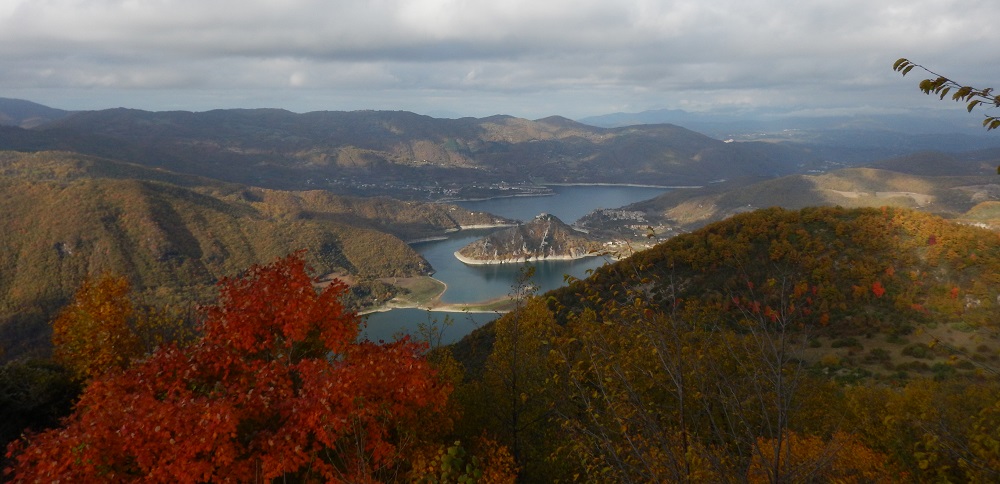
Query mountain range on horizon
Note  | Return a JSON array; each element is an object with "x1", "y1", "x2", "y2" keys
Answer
[
  {"x1": 2, "y1": 96, "x2": 990, "y2": 133},
  {"x1": 5, "y1": 97, "x2": 999, "y2": 201}
]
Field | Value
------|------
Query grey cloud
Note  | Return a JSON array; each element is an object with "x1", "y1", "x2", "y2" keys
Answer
[{"x1": 1, "y1": 0, "x2": 998, "y2": 120}]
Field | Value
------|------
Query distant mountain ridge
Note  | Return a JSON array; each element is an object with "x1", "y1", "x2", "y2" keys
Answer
[
  {"x1": 0, "y1": 98, "x2": 71, "y2": 128},
  {"x1": 6, "y1": 98, "x2": 1000, "y2": 202},
  {"x1": 577, "y1": 149, "x2": 1000, "y2": 237},
  {"x1": 578, "y1": 106, "x2": 991, "y2": 134},
  {"x1": 0, "y1": 100, "x2": 838, "y2": 197},
  {"x1": 579, "y1": 107, "x2": 1000, "y2": 162}
]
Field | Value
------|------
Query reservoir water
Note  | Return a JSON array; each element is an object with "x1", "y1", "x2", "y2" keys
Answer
[{"x1": 362, "y1": 185, "x2": 668, "y2": 343}]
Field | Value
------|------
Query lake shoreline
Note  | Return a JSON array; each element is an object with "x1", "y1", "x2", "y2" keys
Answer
[
  {"x1": 542, "y1": 182, "x2": 700, "y2": 189},
  {"x1": 361, "y1": 293, "x2": 513, "y2": 316},
  {"x1": 436, "y1": 191, "x2": 555, "y2": 203},
  {"x1": 406, "y1": 224, "x2": 518, "y2": 244},
  {"x1": 452, "y1": 250, "x2": 600, "y2": 266},
  {"x1": 435, "y1": 183, "x2": 696, "y2": 204},
  {"x1": 360, "y1": 275, "x2": 515, "y2": 316},
  {"x1": 366, "y1": 184, "x2": 671, "y2": 338}
]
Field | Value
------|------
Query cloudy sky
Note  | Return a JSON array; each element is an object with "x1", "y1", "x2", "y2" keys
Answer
[{"x1": 1, "y1": 0, "x2": 998, "y2": 121}]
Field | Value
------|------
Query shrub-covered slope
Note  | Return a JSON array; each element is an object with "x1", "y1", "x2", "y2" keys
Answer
[
  {"x1": 551, "y1": 206, "x2": 1000, "y2": 337},
  {"x1": 449, "y1": 206, "x2": 1000, "y2": 482}
]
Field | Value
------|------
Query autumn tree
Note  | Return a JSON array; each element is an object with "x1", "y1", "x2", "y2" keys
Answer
[
  {"x1": 548, "y1": 268, "x2": 829, "y2": 482},
  {"x1": 458, "y1": 266, "x2": 560, "y2": 480},
  {"x1": 544, "y1": 208, "x2": 906, "y2": 482},
  {"x1": 50, "y1": 273, "x2": 142, "y2": 380},
  {"x1": 549, "y1": 300, "x2": 729, "y2": 482},
  {"x1": 718, "y1": 271, "x2": 817, "y2": 483},
  {"x1": 746, "y1": 431, "x2": 903, "y2": 483},
  {"x1": 6, "y1": 252, "x2": 451, "y2": 482},
  {"x1": 842, "y1": 379, "x2": 1000, "y2": 483},
  {"x1": 405, "y1": 437, "x2": 518, "y2": 484},
  {"x1": 50, "y1": 273, "x2": 193, "y2": 381}
]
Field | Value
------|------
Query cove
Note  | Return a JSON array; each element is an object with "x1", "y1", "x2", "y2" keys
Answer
[{"x1": 363, "y1": 185, "x2": 669, "y2": 341}]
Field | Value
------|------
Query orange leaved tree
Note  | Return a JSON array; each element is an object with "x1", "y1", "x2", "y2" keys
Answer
[
  {"x1": 51, "y1": 273, "x2": 142, "y2": 380},
  {"x1": 6, "y1": 252, "x2": 450, "y2": 482}
]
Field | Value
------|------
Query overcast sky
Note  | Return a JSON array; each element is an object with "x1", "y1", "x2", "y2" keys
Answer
[{"x1": 2, "y1": 0, "x2": 998, "y2": 121}]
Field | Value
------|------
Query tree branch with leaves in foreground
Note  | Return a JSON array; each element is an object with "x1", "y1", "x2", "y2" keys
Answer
[{"x1": 893, "y1": 58, "x2": 1000, "y2": 132}]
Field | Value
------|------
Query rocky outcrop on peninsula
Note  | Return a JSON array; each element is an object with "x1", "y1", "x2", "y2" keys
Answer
[{"x1": 455, "y1": 213, "x2": 604, "y2": 264}]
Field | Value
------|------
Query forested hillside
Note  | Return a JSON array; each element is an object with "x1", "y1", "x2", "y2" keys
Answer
[
  {"x1": 553, "y1": 206, "x2": 1000, "y2": 335},
  {"x1": 0, "y1": 151, "x2": 506, "y2": 360},
  {"x1": 450, "y1": 206, "x2": 1000, "y2": 481}
]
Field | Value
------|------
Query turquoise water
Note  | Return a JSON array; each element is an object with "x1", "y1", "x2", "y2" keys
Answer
[{"x1": 362, "y1": 185, "x2": 668, "y2": 341}]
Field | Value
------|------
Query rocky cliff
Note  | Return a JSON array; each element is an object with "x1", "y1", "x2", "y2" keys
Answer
[{"x1": 455, "y1": 213, "x2": 603, "y2": 264}]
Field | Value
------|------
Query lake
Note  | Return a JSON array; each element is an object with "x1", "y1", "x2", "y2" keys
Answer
[{"x1": 362, "y1": 185, "x2": 668, "y2": 343}]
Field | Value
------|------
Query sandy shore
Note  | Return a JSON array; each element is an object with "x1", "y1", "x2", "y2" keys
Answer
[{"x1": 362, "y1": 294, "x2": 514, "y2": 315}]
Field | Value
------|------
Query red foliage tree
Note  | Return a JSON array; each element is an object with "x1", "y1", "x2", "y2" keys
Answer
[
  {"x1": 872, "y1": 280, "x2": 886, "y2": 298},
  {"x1": 5, "y1": 252, "x2": 450, "y2": 482}
]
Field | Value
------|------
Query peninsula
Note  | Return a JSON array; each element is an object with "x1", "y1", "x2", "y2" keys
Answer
[{"x1": 454, "y1": 213, "x2": 604, "y2": 265}]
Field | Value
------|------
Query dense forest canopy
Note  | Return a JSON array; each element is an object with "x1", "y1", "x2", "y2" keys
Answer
[{"x1": 449, "y1": 206, "x2": 1000, "y2": 482}]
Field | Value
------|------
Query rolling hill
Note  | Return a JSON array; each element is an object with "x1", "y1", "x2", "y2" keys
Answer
[
  {"x1": 457, "y1": 205, "x2": 1000, "y2": 382},
  {"x1": 450, "y1": 205, "x2": 1000, "y2": 482},
  {"x1": 0, "y1": 98, "x2": 71, "y2": 129},
  {"x1": 0, "y1": 150, "x2": 509, "y2": 360},
  {"x1": 579, "y1": 149, "x2": 1000, "y2": 236},
  {"x1": 0, "y1": 102, "x2": 833, "y2": 197}
]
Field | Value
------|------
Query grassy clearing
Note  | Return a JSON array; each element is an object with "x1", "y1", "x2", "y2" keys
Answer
[
  {"x1": 381, "y1": 276, "x2": 447, "y2": 308},
  {"x1": 798, "y1": 320, "x2": 1000, "y2": 381},
  {"x1": 371, "y1": 276, "x2": 517, "y2": 314}
]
